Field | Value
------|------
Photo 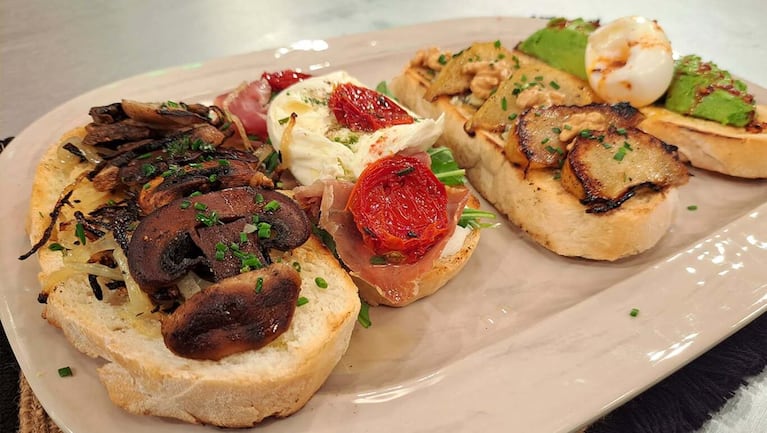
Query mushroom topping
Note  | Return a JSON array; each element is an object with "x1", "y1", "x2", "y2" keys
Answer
[
  {"x1": 161, "y1": 263, "x2": 301, "y2": 360},
  {"x1": 505, "y1": 103, "x2": 644, "y2": 170},
  {"x1": 127, "y1": 186, "x2": 311, "y2": 296},
  {"x1": 83, "y1": 119, "x2": 156, "y2": 148},
  {"x1": 120, "y1": 99, "x2": 220, "y2": 128},
  {"x1": 89, "y1": 125, "x2": 226, "y2": 191},
  {"x1": 88, "y1": 102, "x2": 128, "y2": 124},
  {"x1": 561, "y1": 127, "x2": 689, "y2": 213},
  {"x1": 137, "y1": 158, "x2": 266, "y2": 214}
]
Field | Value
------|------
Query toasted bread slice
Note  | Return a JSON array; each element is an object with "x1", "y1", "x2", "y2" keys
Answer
[
  {"x1": 639, "y1": 105, "x2": 767, "y2": 178},
  {"x1": 390, "y1": 67, "x2": 682, "y2": 261},
  {"x1": 27, "y1": 129, "x2": 361, "y2": 427}
]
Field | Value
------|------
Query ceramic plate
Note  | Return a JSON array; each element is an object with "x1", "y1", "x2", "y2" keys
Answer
[{"x1": 2, "y1": 17, "x2": 766, "y2": 433}]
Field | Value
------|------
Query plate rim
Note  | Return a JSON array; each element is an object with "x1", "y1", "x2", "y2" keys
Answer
[{"x1": 2, "y1": 15, "x2": 766, "y2": 433}]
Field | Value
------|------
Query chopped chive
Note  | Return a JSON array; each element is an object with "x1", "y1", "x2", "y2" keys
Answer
[
  {"x1": 541, "y1": 137, "x2": 550, "y2": 145},
  {"x1": 239, "y1": 232, "x2": 248, "y2": 244},
  {"x1": 278, "y1": 116, "x2": 290, "y2": 125},
  {"x1": 194, "y1": 202, "x2": 207, "y2": 211},
  {"x1": 297, "y1": 297, "x2": 309, "y2": 307},
  {"x1": 264, "y1": 200, "x2": 280, "y2": 212},
  {"x1": 508, "y1": 113, "x2": 518, "y2": 121},
  {"x1": 208, "y1": 174, "x2": 218, "y2": 182},
  {"x1": 57, "y1": 366, "x2": 73, "y2": 377},
  {"x1": 563, "y1": 124, "x2": 572, "y2": 130},
  {"x1": 580, "y1": 129, "x2": 592, "y2": 138},
  {"x1": 215, "y1": 250, "x2": 225, "y2": 261},
  {"x1": 534, "y1": 75, "x2": 543, "y2": 81},
  {"x1": 630, "y1": 308, "x2": 640, "y2": 317},
  {"x1": 687, "y1": 205, "x2": 698, "y2": 211},
  {"x1": 292, "y1": 261, "x2": 301, "y2": 272},
  {"x1": 137, "y1": 152, "x2": 153, "y2": 160},
  {"x1": 180, "y1": 200, "x2": 191, "y2": 209},
  {"x1": 315, "y1": 277, "x2": 328, "y2": 289},
  {"x1": 616, "y1": 127, "x2": 627, "y2": 136},
  {"x1": 255, "y1": 277, "x2": 263, "y2": 293},
  {"x1": 501, "y1": 97, "x2": 508, "y2": 111},
  {"x1": 48, "y1": 243, "x2": 65, "y2": 252},
  {"x1": 438, "y1": 54, "x2": 447, "y2": 65},
  {"x1": 396, "y1": 166, "x2": 415, "y2": 176},
  {"x1": 189, "y1": 191, "x2": 203, "y2": 197},
  {"x1": 551, "y1": 127, "x2": 562, "y2": 134},
  {"x1": 255, "y1": 193, "x2": 264, "y2": 203},
  {"x1": 493, "y1": 40, "x2": 501, "y2": 48},
  {"x1": 614, "y1": 147, "x2": 627, "y2": 161},
  {"x1": 75, "y1": 223, "x2": 86, "y2": 245},
  {"x1": 257, "y1": 222, "x2": 271, "y2": 239},
  {"x1": 357, "y1": 300, "x2": 372, "y2": 328},
  {"x1": 370, "y1": 255, "x2": 387, "y2": 265},
  {"x1": 549, "y1": 80, "x2": 561, "y2": 90}
]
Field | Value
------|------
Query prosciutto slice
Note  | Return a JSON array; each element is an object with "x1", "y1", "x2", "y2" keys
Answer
[
  {"x1": 297, "y1": 175, "x2": 469, "y2": 305},
  {"x1": 214, "y1": 78, "x2": 272, "y2": 139}
]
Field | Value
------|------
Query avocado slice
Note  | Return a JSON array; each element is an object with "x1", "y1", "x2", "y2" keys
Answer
[
  {"x1": 516, "y1": 18, "x2": 598, "y2": 80},
  {"x1": 664, "y1": 55, "x2": 755, "y2": 127}
]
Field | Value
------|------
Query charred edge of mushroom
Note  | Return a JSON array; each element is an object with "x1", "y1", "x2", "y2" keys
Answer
[
  {"x1": 582, "y1": 182, "x2": 662, "y2": 214},
  {"x1": 89, "y1": 103, "x2": 127, "y2": 124}
]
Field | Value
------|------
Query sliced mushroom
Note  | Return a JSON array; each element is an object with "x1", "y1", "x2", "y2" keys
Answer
[
  {"x1": 192, "y1": 217, "x2": 268, "y2": 281},
  {"x1": 506, "y1": 103, "x2": 644, "y2": 170},
  {"x1": 121, "y1": 99, "x2": 213, "y2": 127},
  {"x1": 161, "y1": 264, "x2": 301, "y2": 360},
  {"x1": 127, "y1": 187, "x2": 311, "y2": 295},
  {"x1": 83, "y1": 119, "x2": 155, "y2": 147},
  {"x1": 88, "y1": 125, "x2": 226, "y2": 189},
  {"x1": 561, "y1": 127, "x2": 689, "y2": 213},
  {"x1": 137, "y1": 158, "x2": 264, "y2": 214},
  {"x1": 88, "y1": 103, "x2": 127, "y2": 124}
]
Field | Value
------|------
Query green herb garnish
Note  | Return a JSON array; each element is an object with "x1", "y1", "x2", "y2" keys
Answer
[
  {"x1": 357, "y1": 300, "x2": 372, "y2": 328},
  {"x1": 458, "y1": 208, "x2": 498, "y2": 230},
  {"x1": 428, "y1": 147, "x2": 465, "y2": 186},
  {"x1": 75, "y1": 223, "x2": 86, "y2": 245}
]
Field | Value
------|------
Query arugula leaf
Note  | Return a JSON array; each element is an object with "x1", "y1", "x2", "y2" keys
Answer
[
  {"x1": 428, "y1": 147, "x2": 466, "y2": 186},
  {"x1": 458, "y1": 208, "x2": 499, "y2": 230}
]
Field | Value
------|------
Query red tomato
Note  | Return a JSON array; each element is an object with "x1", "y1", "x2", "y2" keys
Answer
[
  {"x1": 328, "y1": 82, "x2": 414, "y2": 132},
  {"x1": 260, "y1": 70, "x2": 312, "y2": 92},
  {"x1": 347, "y1": 155, "x2": 448, "y2": 264}
]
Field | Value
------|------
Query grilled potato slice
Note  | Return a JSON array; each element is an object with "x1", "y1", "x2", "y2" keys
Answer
[
  {"x1": 424, "y1": 41, "x2": 513, "y2": 101},
  {"x1": 467, "y1": 51, "x2": 601, "y2": 133},
  {"x1": 505, "y1": 103, "x2": 645, "y2": 169},
  {"x1": 561, "y1": 127, "x2": 689, "y2": 213}
]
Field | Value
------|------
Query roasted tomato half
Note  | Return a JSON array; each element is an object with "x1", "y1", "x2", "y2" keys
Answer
[
  {"x1": 347, "y1": 154, "x2": 448, "y2": 264},
  {"x1": 328, "y1": 82, "x2": 414, "y2": 132}
]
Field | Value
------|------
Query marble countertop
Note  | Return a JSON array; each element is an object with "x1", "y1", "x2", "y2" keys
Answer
[{"x1": 1, "y1": 1, "x2": 765, "y2": 432}]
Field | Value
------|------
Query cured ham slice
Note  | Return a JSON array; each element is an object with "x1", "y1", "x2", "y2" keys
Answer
[
  {"x1": 296, "y1": 174, "x2": 469, "y2": 305},
  {"x1": 214, "y1": 78, "x2": 272, "y2": 139}
]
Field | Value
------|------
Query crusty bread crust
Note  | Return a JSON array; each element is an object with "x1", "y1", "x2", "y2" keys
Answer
[
  {"x1": 27, "y1": 129, "x2": 361, "y2": 427},
  {"x1": 390, "y1": 68, "x2": 678, "y2": 261},
  {"x1": 639, "y1": 105, "x2": 767, "y2": 179}
]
